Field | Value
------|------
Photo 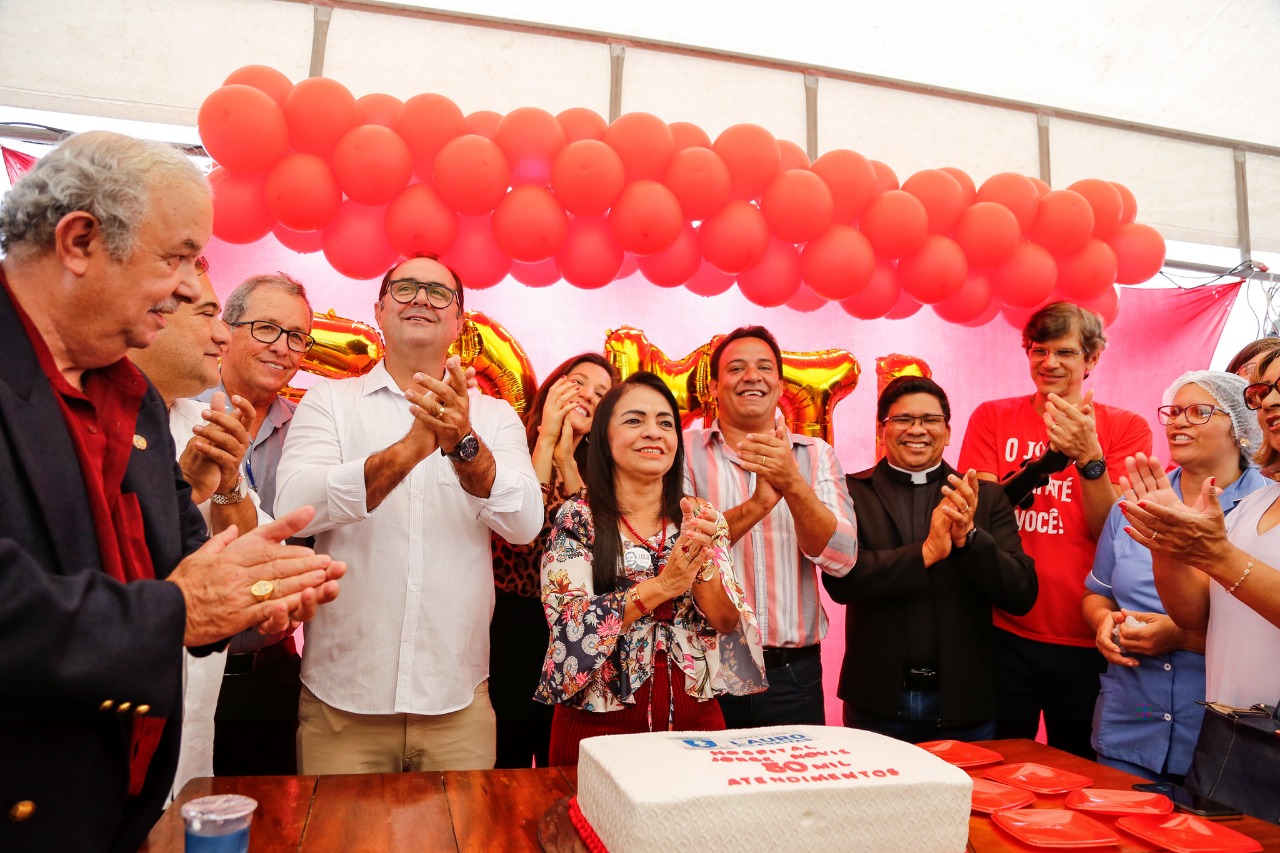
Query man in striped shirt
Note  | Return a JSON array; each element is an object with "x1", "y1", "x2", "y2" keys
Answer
[{"x1": 684, "y1": 325, "x2": 858, "y2": 727}]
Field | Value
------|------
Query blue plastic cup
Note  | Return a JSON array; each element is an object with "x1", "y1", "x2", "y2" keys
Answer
[{"x1": 181, "y1": 794, "x2": 257, "y2": 853}]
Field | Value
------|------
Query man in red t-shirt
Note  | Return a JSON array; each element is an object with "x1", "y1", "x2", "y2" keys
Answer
[{"x1": 958, "y1": 302, "x2": 1152, "y2": 758}]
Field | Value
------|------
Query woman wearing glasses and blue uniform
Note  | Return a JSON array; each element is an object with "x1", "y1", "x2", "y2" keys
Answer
[{"x1": 1083, "y1": 370, "x2": 1265, "y2": 783}]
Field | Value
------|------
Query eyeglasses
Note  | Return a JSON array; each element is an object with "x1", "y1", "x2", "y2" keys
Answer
[
  {"x1": 1157, "y1": 404, "x2": 1226, "y2": 425},
  {"x1": 1026, "y1": 346, "x2": 1086, "y2": 361},
  {"x1": 383, "y1": 279, "x2": 458, "y2": 309},
  {"x1": 1244, "y1": 381, "x2": 1280, "y2": 410},
  {"x1": 882, "y1": 414, "x2": 948, "y2": 428},
  {"x1": 229, "y1": 320, "x2": 316, "y2": 353}
]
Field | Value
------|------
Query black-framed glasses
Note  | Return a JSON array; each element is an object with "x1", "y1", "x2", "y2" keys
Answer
[
  {"x1": 882, "y1": 414, "x2": 948, "y2": 428},
  {"x1": 1245, "y1": 381, "x2": 1280, "y2": 410},
  {"x1": 1157, "y1": 404, "x2": 1226, "y2": 425},
  {"x1": 229, "y1": 320, "x2": 315, "y2": 353},
  {"x1": 383, "y1": 279, "x2": 458, "y2": 309},
  {"x1": 1026, "y1": 346, "x2": 1086, "y2": 361}
]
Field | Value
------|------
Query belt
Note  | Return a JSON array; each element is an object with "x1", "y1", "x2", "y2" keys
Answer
[
  {"x1": 224, "y1": 641, "x2": 299, "y2": 677},
  {"x1": 904, "y1": 667, "x2": 939, "y2": 691},
  {"x1": 762, "y1": 644, "x2": 820, "y2": 668}
]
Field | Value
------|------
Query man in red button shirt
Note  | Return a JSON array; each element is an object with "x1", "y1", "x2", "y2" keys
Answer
[{"x1": 0, "y1": 131, "x2": 346, "y2": 853}]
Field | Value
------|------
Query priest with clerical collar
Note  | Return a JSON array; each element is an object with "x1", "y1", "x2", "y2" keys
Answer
[{"x1": 823, "y1": 376, "x2": 1038, "y2": 744}]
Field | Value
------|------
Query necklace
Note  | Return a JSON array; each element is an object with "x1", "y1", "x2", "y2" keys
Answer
[{"x1": 620, "y1": 512, "x2": 668, "y2": 560}]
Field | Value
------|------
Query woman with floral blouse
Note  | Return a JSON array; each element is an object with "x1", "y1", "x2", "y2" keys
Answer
[{"x1": 535, "y1": 372, "x2": 767, "y2": 765}]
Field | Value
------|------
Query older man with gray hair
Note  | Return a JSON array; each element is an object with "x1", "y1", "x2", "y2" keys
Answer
[{"x1": 0, "y1": 131, "x2": 344, "y2": 853}]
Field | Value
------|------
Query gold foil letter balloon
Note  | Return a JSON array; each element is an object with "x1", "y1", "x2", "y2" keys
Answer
[
  {"x1": 604, "y1": 327, "x2": 712, "y2": 427},
  {"x1": 448, "y1": 310, "x2": 538, "y2": 416},
  {"x1": 874, "y1": 354, "x2": 932, "y2": 458},
  {"x1": 777, "y1": 348, "x2": 860, "y2": 444},
  {"x1": 303, "y1": 310, "x2": 384, "y2": 379}
]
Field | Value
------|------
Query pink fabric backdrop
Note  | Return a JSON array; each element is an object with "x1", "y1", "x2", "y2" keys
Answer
[{"x1": 205, "y1": 234, "x2": 1241, "y2": 724}]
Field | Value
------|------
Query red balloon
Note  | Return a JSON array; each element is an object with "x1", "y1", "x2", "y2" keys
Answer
[
  {"x1": 664, "y1": 147, "x2": 731, "y2": 221},
  {"x1": 1112, "y1": 182, "x2": 1138, "y2": 225},
  {"x1": 976, "y1": 173, "x2": 1040, "y2": 230},
  {"x1": 551, "y1": 140, "x2": 625, "y2": 217},
  {"x1": 271, "y1": 222, "x2": 324, "y2": 254},
  {"x1": 198, "y1": 85, "x2": 289, "y2": 173},
  {"x1": 778, "y1": 140, "x2": 811, "y2": 171},
  {"x1": 604, "y1": 113, "x2": 675, "y2": 182},
  {"x1": 800, "y1": 224, "x2": 875, "y2": 300},
  {"x1": 385, "y1": 183, "x2": 458, "y2": 258},
  {"x1": 699, "y1": 200, "x2": 770, "y2": 274},
  {"x1": 284, "y1": 77, "x2": 358, "y2": 159},
  {"x1": 491, "y1": 185, "x2": 568, "y2": 262},
  {"x1": 932, "y1": 273, "x2": 994, "y2": 324},
  {"x1": 902, "y1": 169, "x2": 966, "y2": 234},
  {"x1": 638, "y1": 223, "x2": 700, "y2": 287},
  {"x1": 737, "y1": 239, "x2": 802, "y2": 307},
  {"x1": 962, "y1": 299, "x2": 1003, "y2": 327},
  {"x1": 811, "y1": 149, "x2": 878, "y2": 224},
  {"x1": 396, "y1": 94, "x2": 466, "y2": 180},
  {"x1": 509, "y1": 258, "x2": 561, "y2": 287},
  {"x1": 885, "y1": 289, "x2": 923, "y2": 320},
  {"x1": 953, "y1": 202, "x2": 1021, "y2": 269},
  {"x1": 1068, "y1": 179, "x2": 1124, "y2": 238},
  {"x1": 466, "y1": 111, "x2": 502, "y2": 139},
  {"x1": 1030, "y1": 190, "x2": 1094, "y2": 256},
  {"x1": 761, "y1": 170, "x2": 834, "y2": 244},
  {"x1": 1056, "y1": 239, "x2": 1118, "y2": 301},
  {"x1": 332, "y1": 125, "x2": 413, "y2": 206},
  {"x1": 859, "y1": 190, "x2": 928, "y2": 259},
  {"x1": 321, "y1": 200, "x2": 397, "y2": 280},
  {"x1": 432, "y1": 135, "x2": 512, "y2": 216},
  {"x1": 785, "y1": 284, "x2": 827, "y2": 313},
  {"x1": 443, "y1": 214, "x2": 511, "y2": 289},
  {"x1": 897, "y1": 235, "x2": 968, "y2": 304},
  {"x1": 685, "y1": 261, "x2": 735, "y2": 297},
  {"x1": 263, "y1": 154, "x2": 341, "y2": 232},
  {"x1": 669, "y1": 122, "x2": 712, "y2": 151},
  {"x1": 1107, "y1": 222, "x2": 1165, "y2": 284},
  {"x1": 1001, "y1": 300, "x2": 1047, "y2": 332},
  {"x1": 496, "y1": 107, "x2": 566, "y2": 186},
  {"x1": 608, "y1": 180, "x2": 683, "y2": 255},
  {"x1": 223, "y1": 66, "x2": 292, "y2": 109},
  {"x1": 712, "y1": 124, "x2": 781, "y2": 200},
  {"x1": 870, "y1": 160, "x2": 899, "y2": 192},
  {"x1": 940, "y1": 167, "x2": 976, "y2": 205},
  {"x1": 1081, "y1": 285, "x2": 1121, "y2": 327},
  {"x1": 618, "y1": 253, "x2": 640, "y2": 279},
  {"x1": 990, "y1": 242, "x2": 1058, "y2": 307},
  {"x1": 556, "y1": 216, "x2": 623, "y2": 288},
  {"x1": 557, "y1": 108, "x2": 607, "y2": 143},
  {"x1": 1029, "y1": 177, "x2": 1051, "y2": 196},
  {"x1": 839, "y1": 262, "x2": 900, "y2": 320},
  {"x1": 209, "y1": 168, "x2": 272, "y2": 244},
  {"x1": 355, "y1": 93, "x2": 402, "y2": 128}
]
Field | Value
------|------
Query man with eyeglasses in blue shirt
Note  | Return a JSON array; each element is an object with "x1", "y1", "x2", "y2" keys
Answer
[
  {"x1": 958, "y1": 301, "x2": 1151, "y2": 759},
  {"x1": 201, "y1": 271, "x2": 316, "y2": 777}
]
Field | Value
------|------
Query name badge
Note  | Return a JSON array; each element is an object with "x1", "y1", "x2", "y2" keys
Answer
[{"x1": 623, "y1": 547, "x2": 652, "y2": 572}]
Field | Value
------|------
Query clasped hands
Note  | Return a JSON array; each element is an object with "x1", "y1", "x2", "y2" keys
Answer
[
  {"x1": 1042, "y1": 390, "x2": 1103, "y2": 462},
  {"x1": 403, "y1": 356, "x2": 472, "y2": 459},
  {"x1": 738, "y1": 419, "x2": 799, "y2": 509},
  {"x1": 656, "y1": 497, "x2": 719, "y2": 598},
  {"x1": 1094, "y1": 608, "x2": 1185, "y2": 666},
  {"x1": 922, "y1": 470, "x2": 980, "y2": 567},
  {"x1": 179, "y1": 391, "x2": 254, "y2": 504},
  {"x1": 1117, "y1": 452, "x2": 1231, "y2": 567}
]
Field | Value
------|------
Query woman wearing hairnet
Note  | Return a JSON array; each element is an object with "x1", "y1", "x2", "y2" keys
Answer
[{"x1": 1082, "y1": 371, "x2": 1266, "y2": 782}]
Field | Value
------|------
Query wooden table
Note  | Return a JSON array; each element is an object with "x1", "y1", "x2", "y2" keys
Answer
[{"x1": 142, "y1": 739, "x2": 1280, "y2": 852}]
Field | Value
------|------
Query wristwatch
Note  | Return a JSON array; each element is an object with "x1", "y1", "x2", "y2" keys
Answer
[
  {"x1": 1076, "y1": 458, "x2": 1107, "y2": 480},
  {"x1": 954, "y1": 526, "x2": 977, "y2": 551},
  {"x1": 444, "y1": 431, "x2": 480, "y2": 463},
  {"x1": 210, "y1": 474, "x2": 247, "y2": 505}
]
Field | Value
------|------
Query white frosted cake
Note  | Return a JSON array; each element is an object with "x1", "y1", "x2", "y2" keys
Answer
[{"x1": 575, "y1": 725, "x2": 973, "y2": 853}]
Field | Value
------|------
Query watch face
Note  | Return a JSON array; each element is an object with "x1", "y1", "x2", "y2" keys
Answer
[
  {"x1": 453, "y1": 433, "x2": 479, "y2": 462},
  {"x1": 1078, "y1": 459, "x2": 1107, "y2": 480}
]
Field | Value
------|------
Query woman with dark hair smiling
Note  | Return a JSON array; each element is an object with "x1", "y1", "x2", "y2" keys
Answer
[
  {"x1": 490, "y1": 353, "x2": 616, "y2": 768},
  {"x1": 535, "y1": 372, "x2": 766, "y2": 766}
]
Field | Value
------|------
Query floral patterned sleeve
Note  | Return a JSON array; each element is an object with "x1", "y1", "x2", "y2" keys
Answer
[{"x1": 534, "y1": 498, "x2": 630, "y2": 708}]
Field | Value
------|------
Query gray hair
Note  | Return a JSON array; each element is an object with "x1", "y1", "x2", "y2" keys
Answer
[
  {"x1": 0, "y1": 130, "x2": 208, "y2": 261},
  {"x1": 223, "y1": 273, "x2": 313, "y2": 327},
  {"x1": 1163, "y1": 370, "x2": 1261, "y2": 467}
]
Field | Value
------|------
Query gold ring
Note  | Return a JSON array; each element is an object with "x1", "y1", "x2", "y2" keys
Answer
[
  {"x1": 436, "y1": 403, "x2": 445, "y2": 417},
  {"x1": 250, "y1": 579, "x2": 275, "y2": 602}
]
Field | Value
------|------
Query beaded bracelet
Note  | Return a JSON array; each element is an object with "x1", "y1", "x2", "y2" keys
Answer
[
  {"x1": 1225, "y1": 558, "x2": 1254, "y2": 596},
  {"x1": 628, "y1": 585, "x2": 653, "y2": 617}
]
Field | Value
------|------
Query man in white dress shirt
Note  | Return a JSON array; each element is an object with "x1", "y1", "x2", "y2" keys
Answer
[{"x1": 276, "y1": 255, "x2": 542, "y2": 773}]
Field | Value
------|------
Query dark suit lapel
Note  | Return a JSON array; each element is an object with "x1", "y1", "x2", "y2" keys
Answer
[{"x1": 869, "y1": 461, "x2": 912, "y2": 547}]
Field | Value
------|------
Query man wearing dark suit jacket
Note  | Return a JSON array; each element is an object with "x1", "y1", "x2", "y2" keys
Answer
[
  {"x1": 0, "y1": 131, "x2": 345, "y2": 853},
  {"x1": 823, "y1": 376, "x2": 1037, "y2": 743}
]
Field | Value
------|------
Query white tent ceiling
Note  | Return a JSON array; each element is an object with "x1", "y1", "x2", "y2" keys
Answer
[{"x1": 2, "y1": 0, "x2": 1279, "y2": 254}]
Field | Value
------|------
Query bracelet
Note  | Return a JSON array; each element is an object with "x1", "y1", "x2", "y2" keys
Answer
[
  {"x1": 539, "y1": 481, "x2": 553, "y2": 502},
  {"x1": 1225, "y1": 558, "x2": 1254, "y2": 595},
  {"x1": 628, "y1": 585, "x2": 653, "y2": 617}
]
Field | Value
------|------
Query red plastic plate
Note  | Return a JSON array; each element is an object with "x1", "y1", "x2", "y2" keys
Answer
[
  {"x1": 971, "y1": 777, "x2": 1037, "y2": 814},
  {"x1": 918, "y1": 739, "x2": 1004, "y2": 768},
  {"x1": 983, "y1": 762, "x2": 1093, "y2": 794},
  {"x1": 991, "y1": 808, "x2": 1120, "y2": 848},
  {"x1": 1116, "y1": 813, "x2": 1263, "y2": 853},
  {"x1": 1064, "y1": 787, "x2": 1173, "y2": 816}
]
